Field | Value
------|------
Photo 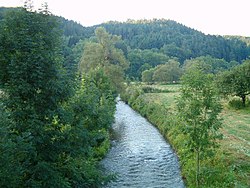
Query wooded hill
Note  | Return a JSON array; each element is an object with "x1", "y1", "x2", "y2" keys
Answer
[
  {"x1": 57, "y1": 18, "x2": 250, "y2": 62},
  {"x1": 58, "y1": 16, "x2": 250, "y2": 79},
  {"x1": 1, "y1": 7, "x2": 249, "y2": 64},
  {"x1": 1, "y1": 7, "x2": 250, "y2": 75},
  {"x1": 95, "y1": 20, "x2": 249, "y2": 62}
]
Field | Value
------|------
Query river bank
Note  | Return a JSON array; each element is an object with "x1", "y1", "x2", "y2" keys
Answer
[{"x1": 121, "y1": 83, "x2": 250, "y2": 187}]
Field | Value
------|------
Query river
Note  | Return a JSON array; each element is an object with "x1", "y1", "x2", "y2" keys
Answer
[{"x1": 101, "y1": 101, "x2": 185, "y2": 188}]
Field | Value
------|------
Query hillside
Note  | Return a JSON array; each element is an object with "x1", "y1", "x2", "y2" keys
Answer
[
  {"x1": 1, "y1": 7, "x2": 249, "y2": 64},
  {"x1": 95, "y1": 19, "x2": 250, "y2": 63}
]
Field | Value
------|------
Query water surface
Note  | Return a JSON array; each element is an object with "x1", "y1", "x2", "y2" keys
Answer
[{"x1": 102, "y1": 101, "x2": 185, "y2": 188}]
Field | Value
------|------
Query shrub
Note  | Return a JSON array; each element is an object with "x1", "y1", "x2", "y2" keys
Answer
[{"x1": 229, "y1": 97, "x2": 247, "y2": 109}]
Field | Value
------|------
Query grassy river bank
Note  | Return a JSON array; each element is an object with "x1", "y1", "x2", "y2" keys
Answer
[{"x1": 121, "y1": 83, "x2": 250, "y2": 187}]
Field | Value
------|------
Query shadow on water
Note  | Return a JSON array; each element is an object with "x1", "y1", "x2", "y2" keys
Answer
[{"x1": 101, "y1": 101, "x2": 185, "y2": 188}]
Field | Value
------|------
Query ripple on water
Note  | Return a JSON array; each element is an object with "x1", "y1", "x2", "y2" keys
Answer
[{"x1": 102, "y1": 101, "x2": 185, "y2": 188}]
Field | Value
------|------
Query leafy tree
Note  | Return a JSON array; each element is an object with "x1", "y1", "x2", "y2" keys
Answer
[
  {"x1": 72, "y1": 39, "x2": 87, "y2": 63},
  {"x1": 141, "y1": 68, "x2": 155, "y2": 83},
  {"x1": 153, "y1": 59, "x2": 182, "y2": 83},
  {"x1": 60, "y1": 70, "x2": 116, "y2": 186},
  {"x1": 79, "y1": 27, "x2": 128, "y2": 93},
  {"x1": 0, "y1": 7, "x2": 75, "y2": 186},
  {"x1": 178, "y1": 69, "x2": 222, "y2": 187},
  {"x1": 0, "y1": 8, "x2": 69, "y2": 119},
  {"x1": 183, "y1": 56, "x2": 236, "y2": 74},
  {"x1": 0, "y1": 103, "x2": 27, "y2": 187},
  {"x1": 127, "y1": 49, "x2": 169, "y2": 80},
  {"x1": 216, "y1": 60, "x2": 250, "y2": 106},
  {"x1": 0, "y1": 7, "x2": 112, "y2": 187}
]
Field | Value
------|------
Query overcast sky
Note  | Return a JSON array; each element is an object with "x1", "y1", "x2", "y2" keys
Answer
[{"x1": 1, "y1": 0, "x2": 249, "y2": 36}]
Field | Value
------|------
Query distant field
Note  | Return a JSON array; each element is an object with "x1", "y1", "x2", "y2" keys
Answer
[{"x1": 140, "y1": 84, "x2": 250, "y2": 186}]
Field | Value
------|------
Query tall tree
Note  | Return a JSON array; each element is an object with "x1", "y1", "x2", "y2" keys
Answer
[
  {"x1": 0, "y1": 8, "x2": 68, "y2": 120},
  {"x1": 0, "y1": 7, "x2": 74, "y2": 187},
  {"x1": 79, "y1": 27, "x2": 128, "y2": 93},
  {"x1": 178, "y1": 69, "x2": 222, "y2": 187}
]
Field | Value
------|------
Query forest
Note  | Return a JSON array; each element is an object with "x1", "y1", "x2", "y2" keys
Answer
[
  {"x1": 59, "y1": 16, "x2": 250, "y2": 81},
  {"x1": 0, "y1": 4, "x2": 250, "y2": 188}
]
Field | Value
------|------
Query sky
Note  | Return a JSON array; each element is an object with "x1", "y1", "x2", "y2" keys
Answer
[{"x1": 1, "y1": 0, "x2": 249, "y2": 36}]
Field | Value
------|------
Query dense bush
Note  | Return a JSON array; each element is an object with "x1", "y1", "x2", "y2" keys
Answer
[
  {"x1": 0, "y1": 8, "x2": 116, "y2": 187},
  {"x1": 141, "y1": 86, "x2": 170, "y2": 93},
  {"x1": 228, "y1": 97, "x2": 246, "y2": 109}
]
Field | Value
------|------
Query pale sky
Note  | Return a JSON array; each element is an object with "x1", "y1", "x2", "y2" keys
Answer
[{"x1": 1, "y1": 0, "x2": 249, "y2": 36}]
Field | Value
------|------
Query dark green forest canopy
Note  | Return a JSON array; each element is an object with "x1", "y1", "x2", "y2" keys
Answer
[
  {"x1": 60, "y1": 18, "x2": 250, "y2": 62},
  {"x1": 94, "y1": 19, "x2": 250, "y2": 63},
  {"x1": 1, "y1": 7, "x2": 249, "y2": 64},
  {"x1": 61, "y1": 18, "x2": 250, "y2": 64}
]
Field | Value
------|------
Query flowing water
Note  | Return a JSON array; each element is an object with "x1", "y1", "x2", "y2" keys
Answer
[{"x1": 102, "y1": 101, "x2": 185, "y2": 188}]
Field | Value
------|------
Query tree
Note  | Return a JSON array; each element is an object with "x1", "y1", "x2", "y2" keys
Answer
[
  {"x1": 0, "y1": 7, "x2": 77, "y2": 187},
  {"x1": 0, "y1": 103, "x2": 27, "y2": 187},
  {"x1": 153, "y1": 59, "x2": 182, "y2": 83},
  {"x1": 183, "y1": 56, "x2": 235, "y2": 74},
  {"x1": 0, "y1": 8, "x2": 102, "y2": 187},
  {"x1": 127, "y1": 49, "x2": 169, "y2": 80},
  {"x1": 141, "y1": 68, "x2": 155, "y2": 83},
  {"x1": 160, "y1": 43, "x2": 191, "y2": 62},
  {"x1": 0, "y1": 7, "x2": 116, "y2": 187},
  {"x1": 216, "y1": 60, "x2": 250, "y2": 106},
  {"x1": 178, "y1": 69, "x2": 222, "y2": 187},
  {"x1": 79, "y1": 27, "x2": 128, "y2": 93},
  {"x1": 0, "y1": 8, "x2": 68, "y2": 120}
]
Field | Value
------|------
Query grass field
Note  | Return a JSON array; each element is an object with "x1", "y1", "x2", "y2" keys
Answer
[{"x1": 136, "y1": 83, "x2": 250, "y2": 187}]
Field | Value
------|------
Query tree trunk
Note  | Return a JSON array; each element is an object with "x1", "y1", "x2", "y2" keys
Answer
[
  {"x1": 241, "y1": 95, "x2": 246, "y2": 107},
  {"x1": 196, "y1": 150, "x2": 200, "y2": 188}
]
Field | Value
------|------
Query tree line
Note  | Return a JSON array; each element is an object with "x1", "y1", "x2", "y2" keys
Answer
[
  {"x1": 1, "y1": 8, "x2": 249, "y2": 81},
  {"x1": 94, "y1": 19, "x2": 250, "y2": 61}
]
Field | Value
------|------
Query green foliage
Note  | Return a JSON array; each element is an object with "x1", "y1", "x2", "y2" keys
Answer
[
  {"x1": 160, "y1": 43, "x2": 191, "y2": 62},
  {"x1": 127, "y1": 49, "x2": 169, "y2": 80},
  {"x1": 141, "y1": 68, "x2": 155, "y2": 83},
  {"x1": 0, "y1": 8, "x2": 68, "y2": 118},
  {"x1": 72, "y1": 39, "x2": 87, "y2": 63},
  {"x1": 0, "y1": 7, "x2": 116, "y2": 187},
  {"x1": 141, "y1": 59, "x2": 182, "y2": 84},
  {"x1": 79, "y1": 27, "x2": 128, "y2": 93},
  {"x1": 228, "y1": 97, "x2": 247, "y2": 109},
  {"x1": 216, "y1": 59, "x2": 250, "y2": 107},
  {"x1": 152, "y1": 59, "x2": 182, "y2": 83},
  {"x1": 178, "y1": 69, "x2": 222, "y2": 187},
  {"x1": 183, "y1": 55, "x2": 237, "y2": 74},
  {"x1": 122, "y1": 84, "x2": 241, "y2": 187},
  {"x1": 98, "y1": 19, "x2": 249, "y2": 63},
  {"x1": 0, "y1": 104, "x2": 25, "y2": 187}
]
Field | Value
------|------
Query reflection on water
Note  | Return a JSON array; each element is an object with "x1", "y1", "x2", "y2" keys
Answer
[{"x1": 102, "y1": 101, "x2": 185, "y2": 188}]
